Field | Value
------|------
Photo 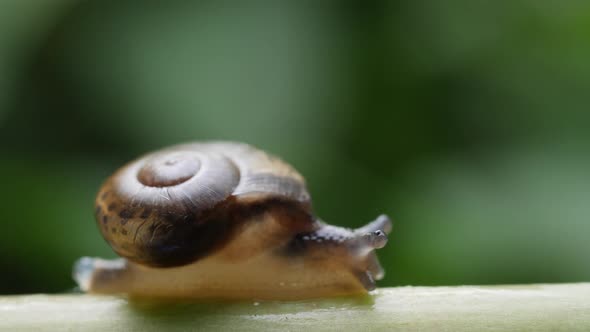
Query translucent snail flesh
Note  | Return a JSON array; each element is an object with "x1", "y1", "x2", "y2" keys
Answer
[{"x1": 74, "y1": 142, "x2": 393, "y2": 300}]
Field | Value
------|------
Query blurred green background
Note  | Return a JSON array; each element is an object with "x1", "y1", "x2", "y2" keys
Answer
[{"x1": 1, "y1": 0, "x2": 590, "y2": 294}]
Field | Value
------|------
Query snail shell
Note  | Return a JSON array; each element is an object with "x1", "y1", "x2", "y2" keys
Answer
[
  {"x1": 95, "y1": 142, "x2": 312, "y2": 267},
  {"x1": 81, "y1": 141, "x2": 392, "y2": 299}
]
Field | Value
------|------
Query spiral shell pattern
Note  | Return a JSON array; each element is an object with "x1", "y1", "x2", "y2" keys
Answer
[{"x1": 94, "y1": 142, "x2": 311, "y2": 267}]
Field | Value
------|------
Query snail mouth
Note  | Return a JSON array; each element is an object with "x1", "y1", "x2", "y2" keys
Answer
[{"x1": 137, "y1": 153, "x2": 201, "y2": 187}]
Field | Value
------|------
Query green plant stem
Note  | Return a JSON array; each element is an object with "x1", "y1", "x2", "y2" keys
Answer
[{"x1": 1, "y1": 283, "x2": 589, "y2": 331}]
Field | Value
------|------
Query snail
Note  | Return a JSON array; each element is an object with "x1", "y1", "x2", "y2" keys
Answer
[{"x1": 74, "y1": 142, "x2": 393, "y2": 300}]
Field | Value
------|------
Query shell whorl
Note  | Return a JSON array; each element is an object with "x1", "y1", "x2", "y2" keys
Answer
[
  {"x1": 137, "y1": 153, "x2": 202, "y2": 187},
  {"x1": 114, "y1": 148, "x2": 240, "y2": 212},
  {"x1": 94, "y1": 142, "x2": 311, "y2": 267}
]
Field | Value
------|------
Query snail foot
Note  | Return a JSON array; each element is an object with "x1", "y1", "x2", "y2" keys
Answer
[
  {"x1": 73, "y1": 257, "x2": 95, "y2": 292},
  {"x1": 73, "y1": 257, "x2": 127, "y2": 293}
]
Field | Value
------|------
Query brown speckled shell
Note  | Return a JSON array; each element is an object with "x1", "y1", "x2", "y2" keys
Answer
[{"x1": 94, "y1": 142, "x2": 315, "y2": 267}]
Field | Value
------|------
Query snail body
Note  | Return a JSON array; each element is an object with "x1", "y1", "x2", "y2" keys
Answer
[{"x1": 74, "y1": 142, "x2": 392, "y2": 300}]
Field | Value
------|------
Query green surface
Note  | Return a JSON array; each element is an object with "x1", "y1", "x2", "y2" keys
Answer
[{"x1": 1, "y1": 284, "x2": 589, "y2": 331}]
